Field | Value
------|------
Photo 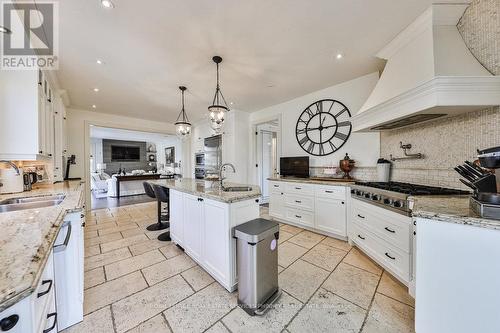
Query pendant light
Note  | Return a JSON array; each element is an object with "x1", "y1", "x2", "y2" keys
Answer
[
  {"x1": 175, "y1": 86, "x2": 192, "y2": 139},
  {"x1": 208, "y1": 56, "x2": 230, "y2": 134}
]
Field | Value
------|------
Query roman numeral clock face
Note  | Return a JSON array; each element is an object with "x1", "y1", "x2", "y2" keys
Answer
[{"x1": 295, "y1": 99, "x2": 352, "y2": 156}]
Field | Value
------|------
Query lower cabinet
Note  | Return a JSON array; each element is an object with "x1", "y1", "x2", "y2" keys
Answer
[
  {"x1": 170, "y1": 190, "x2": 259, "y2": 291},
  {"x1": 0, "y1": 210, "x2": 84, "y2": 333},
  {"x1": 268, "y1": 181, "x2": 348, "y2": 239}
]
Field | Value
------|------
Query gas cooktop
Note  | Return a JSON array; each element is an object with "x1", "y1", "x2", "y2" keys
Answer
[
  {"x1": 351, "y1": 182, "x2": 470, "y2": 216},
  {"x1": 354, "y1": 182, "x2": 470, "y2": 196}
]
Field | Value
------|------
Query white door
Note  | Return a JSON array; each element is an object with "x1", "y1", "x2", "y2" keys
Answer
[
  {"x1": 315, "y1": 197, "x2": 347, "y2": 237},
  {"x1": 269, "y1": 192, "x2": 285, "y2": 219},
  {"x1": 203, "y1": 199, "x2": 229, "y2": 282},
  {"x1": 170, "y1": 190, "x2": 184, "y2": 244},
  {"x1": 183, "y1": 194, "x2": 203, "y2": 261}
]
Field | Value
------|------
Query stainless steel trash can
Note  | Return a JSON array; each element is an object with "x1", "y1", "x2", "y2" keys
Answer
[{"x1": 233, "y1": 218, "x2": 282, "y2": 316}]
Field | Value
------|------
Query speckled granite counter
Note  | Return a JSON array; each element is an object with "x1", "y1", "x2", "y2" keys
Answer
[
  {"x1": 0, "y1": 181, "x2": 84, "y2": 311},
  {"x1": 148, "y1": 178, "x2": 261, "y2": 203},
  {"x1": 268, "y1": 176, "x2": 355, "y2": 186},
  {"x1": 411, "y1": 195, "x2": 500, "y2": 231}
]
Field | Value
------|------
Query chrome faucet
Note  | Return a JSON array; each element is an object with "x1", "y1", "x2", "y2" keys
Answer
[
  {"x1": 219, "y1": 163, "x2": 236, "y2": 190},
  {"x1": 0, "y1": 160, "x2": 20, "y2": 175}
]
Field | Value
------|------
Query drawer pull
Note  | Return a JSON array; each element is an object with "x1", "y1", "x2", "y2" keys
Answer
[
  {"x1": 384, "y1": 227, "x2": 395, "y2": 233},
  {"x1": 0, "y1": 314, "x2": 19, "y2": 331},
  {"x1": 274, "y1": 185, "x2": 279, "y2": 187},
  {"x1": 385, "y1": 252, "x2": 396, "y2": 260},
  {"x1": 295, "y1": 187, "x2": 302, "y2": 190},
  {"x1": 54, "y1": 220, "x2": 71, "y2": 253},
  {"x1": 295, "y1": 215, "x2": 302, "y2": 219},
  {"x1": 37, "y1": 279, "x2": 53, "y2": 298},
  {"x1": 357, "y1": 234, "x2": 365, "y2": 240},
  {"x1": 43, "y1": 312, "x2": 57, "y2": 333},
  {"x1": 325, "y1": 190, "x2": 334, "y2": 193},
  {"x1": 295, "y1": 200, "x2": 302, "y2": 203},
  {"x1": 357, "y1": 214, "x2": 365, "y2": 219}
]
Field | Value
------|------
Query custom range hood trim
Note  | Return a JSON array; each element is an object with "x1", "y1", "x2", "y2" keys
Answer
[{"x1": 352, "y1": 4, "x2": 500, "y2": 132}]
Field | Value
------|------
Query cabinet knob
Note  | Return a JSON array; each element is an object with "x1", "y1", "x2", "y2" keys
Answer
[{"x1": 0, "y1": 314, "x2": 19, "y2": 331}]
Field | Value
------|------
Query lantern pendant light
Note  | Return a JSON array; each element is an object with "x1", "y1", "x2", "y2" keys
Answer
[
  {"x1": 174, "y1": 86, "x2": 192, "y2": 139},
  {"x1": 208, "y1": 56, "x2": 230, "y2": 133}
]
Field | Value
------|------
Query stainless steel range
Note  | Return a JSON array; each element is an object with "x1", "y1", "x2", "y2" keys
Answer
[{"x1": 351, "y1": 182, "x2": 470, "y2": 216}]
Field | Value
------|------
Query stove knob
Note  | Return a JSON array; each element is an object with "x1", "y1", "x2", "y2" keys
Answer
[
  {"x1": 364, "y1": 193, "x2": 371, "y2": 199},
  {"x1": 350, "y1": 189, "x2": 355, "y2": 194},
  {"x1": 355, "y1": 190, "x2": 362, "y2": 196},
  {"x1": 393, "y1": 200, "x2": 403, "y2": 208},
  {"x1": 383, "y1": 198, "x2": 392, "y2": 205},
  {"x1": 371, "y1": 194, "x2": 379, "y2": 201}
]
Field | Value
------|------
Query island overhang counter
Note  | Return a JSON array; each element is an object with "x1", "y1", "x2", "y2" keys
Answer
[{"x1": 148, "y1": 178, "x2": 261, "y2": 291}]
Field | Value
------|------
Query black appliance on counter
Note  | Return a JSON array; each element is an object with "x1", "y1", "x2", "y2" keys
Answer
[{"x1": 280, "y1": 156, "x2": 309, "y2": 178}]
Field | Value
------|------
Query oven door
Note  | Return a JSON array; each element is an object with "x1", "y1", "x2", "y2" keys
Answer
[
  {"x1": 195, "y1": 153, "x2": 205, "y2": 167},
  {"x1": 195, "y1": 168, "x2": 205, "y2": 179}
]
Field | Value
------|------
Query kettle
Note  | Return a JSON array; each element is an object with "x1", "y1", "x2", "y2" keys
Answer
[{"x1": 0, "y1": 168, "x2": 24, "y2": 194}]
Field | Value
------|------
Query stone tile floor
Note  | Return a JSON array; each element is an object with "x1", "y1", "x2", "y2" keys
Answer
[{"x1": 64, "y1": 203, "x2": 415, "y2": 333}]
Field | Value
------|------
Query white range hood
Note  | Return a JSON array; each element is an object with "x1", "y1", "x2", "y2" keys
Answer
[{"x1": 352, "y1": 4, "x2": 500, "y2": 132}]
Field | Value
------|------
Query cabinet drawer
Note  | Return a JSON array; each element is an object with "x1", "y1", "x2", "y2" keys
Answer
[
  {"x1": 285, "y1": 207, "x2": 314, "y2": 227},
  {"x1": 285, "y1": 194, "x2": 314, "y2": 211},
  {"x1": 269, "y1": 181, "x2": 283, "y2": 193},
  {"x1": 351, "y1": 222, "x2": 410, "y2": 283},
  {"x1": 315, "y1": 185, "x2": 346, "y2": 200},
  {"x1": 34, "y1": 251, "x2": 55, "y2": 331},
  {"x1": 285, "y1": 183, "x2": 314, "y2": 196},
  {"x1": 352, "y1": 201, "x2": 410, "y2": 252}
]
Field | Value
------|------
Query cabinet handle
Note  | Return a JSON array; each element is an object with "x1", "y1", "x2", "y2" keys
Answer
[
  {"x1": 295, "y1": 200, "x2": 301, "y2": 203},
  {"x1": 48, "y1": 154, "x2": 52, "y2": 157},
  {"x1": 357, "y1": 214, "x2": 365, "y2": 219},
  {"x1": 39, "y1": 150, "x2": 43, "y2": 154},
  {"x1": 198, "y1": 198, "x2": 204, "y2": 202},
  {"x1": 341, "y1": 201, "x2": 345, "y2": 204},
  {"x1": 295, "y1": 215, "x2": 302, "y2": 219},
  {"x1": 0, "y1": 314, "x2": 19, "y2": 331},
  {"x1": 385, "y1": 252, "x2": 396, "y2": 260},
  {"x1": 384, "y1": 227, "x2": 395, "y2": 233},
  {"x1": 325, "y1": 190, "x2": 334, "y2": 193},
  {"x1": 295, "y1": 187, "x2": 301, "y2": 190},
  {"x1": 255, "y1": 199, "x2": 259, "y2": 203},
  {"x1": 54, "y1": 220, "x2": 71, "y2": 253},
  {"x1": 273, "y1": 185, "x2": 279, "y2": 187},
  {"x1": 37, "y1": 279, "x2": 53, "y2": 298},
  {"x1": 357, "y1": 234, "x2": 365, "y2": 240},
  {"x1": 42, "y1": 312, "x2": 57, "y2": 333}
]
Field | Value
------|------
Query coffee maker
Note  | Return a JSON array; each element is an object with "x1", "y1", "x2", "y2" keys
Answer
[{"x1": 468, "y1": 146, "x2": 500, "y2": 220}]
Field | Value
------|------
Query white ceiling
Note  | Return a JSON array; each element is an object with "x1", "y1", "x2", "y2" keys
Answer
[
  {"x1": 57, "y1": 0, "x2": 456, "y2": 123},
  {"x1": 90, "y1": 126, "x2": 175, "y2": 142}
]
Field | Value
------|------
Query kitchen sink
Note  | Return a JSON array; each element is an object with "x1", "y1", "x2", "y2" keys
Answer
[
  {"x1": 0, "y1": 194, "x2": 66, "y2": 213},
  {"x1": 222, "y1": 186, "x2": 253, "y2": 192}
]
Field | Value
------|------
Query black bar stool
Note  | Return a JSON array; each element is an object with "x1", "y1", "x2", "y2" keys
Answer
[
  {"x1": 152, "y1": 184, "x2": 171, "y2": 242},
  {"x1": 143, "y1": 182, "x2": 169, "y2": 231}
]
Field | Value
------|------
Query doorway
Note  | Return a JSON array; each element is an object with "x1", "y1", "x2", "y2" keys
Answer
[{"x1": 256, "y1": 120, "x2": 279, "y2": 203}]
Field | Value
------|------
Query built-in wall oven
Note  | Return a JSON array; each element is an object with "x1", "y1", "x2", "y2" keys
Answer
[
  {"x1": 195, "y1": 167, "x2": 205, "y2": 179},
  {"x1": 195, "y1": 153, "x2": 205, "y2": 167}
]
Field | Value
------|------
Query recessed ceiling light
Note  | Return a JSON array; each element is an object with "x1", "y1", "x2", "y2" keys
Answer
[
  {"x1": 93, "y1": 88, "x2": 99, "y2": 92},
  {"x1": 336, "y1": 53, "x2": 343, "y2": 60},
  {"x1": 230, "y1": 102, "x2": 234, "y2": 105},
  {"x1": 0, "y1": 26, "x2": 12, "y2": 34},
  {"x1": 96, "y1": 59, "x2": 104, "y2": 65},
  {"x1": 101, "y1": 0, "x2": 115, "y2": 8},
  {"x1": 92, "y1": 104, "x2": 97, "y2": 109}
]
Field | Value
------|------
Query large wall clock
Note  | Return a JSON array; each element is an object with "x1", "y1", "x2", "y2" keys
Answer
[{"x1": 295, "y1": 99, "x2": 352, "y2": 156}]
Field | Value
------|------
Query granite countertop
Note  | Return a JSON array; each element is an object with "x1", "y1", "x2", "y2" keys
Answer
[
  {"x1": 411, "y1": 195, "x2": 500, "y2": 230},
  {"x1": 0, "y1": 181, "x2": 84, "y2": 311},
  {"x1": 148, "y1": 178, "x2": 261, "y2": 203},
  {"x1": 268, "y1": 176, "x2": 355, "y2": 186}
]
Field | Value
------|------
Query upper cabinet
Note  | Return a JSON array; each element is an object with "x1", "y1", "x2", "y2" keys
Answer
[{"x1": 0, "y1": 69, "x2": 67, "y2": 169}]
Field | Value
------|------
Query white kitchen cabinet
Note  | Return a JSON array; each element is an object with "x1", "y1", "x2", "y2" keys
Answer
[
  {"x1": 183, "y1": 193, "x2": 204, "y2": 262},
  {"x1": 0, "y1": 69, "x2": 65, "y2": 168},
  {"x1": 268, "y1": 180, "x2": 348, "y2": 239},
  {"x1": 315, "y1": 197, "x2": 347, "y2": 236},
  {"x1": 54, "y1": 211, "x2": 84, "y2": 330},
  {"x1": 169, "y1": 189, "x2": 259, "y2": 291}
]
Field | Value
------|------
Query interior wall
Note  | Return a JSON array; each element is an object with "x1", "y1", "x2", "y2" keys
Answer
[
  {"x1": 379, "y1": 0, "x2": 500, "y2": 190},
  {"x1": 66, "y1": 108, "x2": 178, "y2": 179},
  {"x1": 249, "y1": 72, "x2": 381, "y2": 171}
]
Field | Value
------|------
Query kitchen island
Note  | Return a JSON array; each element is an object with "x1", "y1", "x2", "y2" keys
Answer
[{"x1": 148, "y1": 178, "x2": 261, "y2": 291}]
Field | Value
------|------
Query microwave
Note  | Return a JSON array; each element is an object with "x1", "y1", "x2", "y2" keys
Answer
[{"x1": 195, "y1": 153, "x2": 205, "y2": 167}]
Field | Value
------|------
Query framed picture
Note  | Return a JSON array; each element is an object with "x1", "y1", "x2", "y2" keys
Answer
[{"x1": 165, "y1": 146, "x2": 175, "y2": 165}]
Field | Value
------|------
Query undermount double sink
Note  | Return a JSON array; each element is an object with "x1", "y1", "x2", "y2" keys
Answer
[{"x1": 0, "y1": 194, "x2": 66, "y2": 213}]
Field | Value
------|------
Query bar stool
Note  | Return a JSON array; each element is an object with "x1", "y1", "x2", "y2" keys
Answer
[
  {"x1": 152, "y1": 184, "x2": 171, "y2": 242},
  {"x1": 143, "y1": 182, "x2": 169, "y2": 231}
]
